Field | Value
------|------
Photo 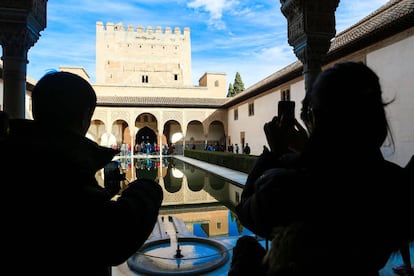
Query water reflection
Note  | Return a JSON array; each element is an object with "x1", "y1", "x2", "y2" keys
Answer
[{"x1": 97, "y1": 156, "x2": 251, "y2": 238}]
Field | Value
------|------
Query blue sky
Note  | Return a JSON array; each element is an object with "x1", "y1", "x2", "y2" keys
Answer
[{"x1": 27, "y1": 0, "x2": 390, "y2": 89}]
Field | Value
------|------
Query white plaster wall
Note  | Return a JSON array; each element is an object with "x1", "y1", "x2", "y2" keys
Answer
[
  {"x1": 250, "y1": 93, "x2": 281, "y2": 154},
  {"x1": 227, "y1": 106, "x2": 243, "y2": 151},
  {"x1": 368, "y1": 35, "x2": 414, "y2": 166},
  {"x1": 227, "y1": 78, "x2": 306, "y2": 156},
  {"x1": 289, "y1": 80, "x2": 306, "y2": 122},
  {"x1": 227, "y1": 92, "x2": 277, "y2": 155}
]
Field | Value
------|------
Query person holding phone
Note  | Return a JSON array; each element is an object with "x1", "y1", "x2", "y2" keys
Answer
[{"x1": 234, "y1": 62, "x2": 412, "y2": 276}]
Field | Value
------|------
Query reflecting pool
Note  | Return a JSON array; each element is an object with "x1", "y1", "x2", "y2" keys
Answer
[
  {"x1": 96, "y1": 156, "x2": 256, "y2": 276},
  {"x1": 100, "y1": 156, "x2": 410, "y2": 276}
]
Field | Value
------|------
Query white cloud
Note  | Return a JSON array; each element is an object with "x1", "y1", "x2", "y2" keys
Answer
[{"x1": 187, "y1": 0, "x2": 239, "y2": 29}]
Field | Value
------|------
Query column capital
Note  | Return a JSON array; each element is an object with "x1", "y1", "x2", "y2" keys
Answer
[
  {"x1": 281, "y1": 0, "x2": 339, "y2": 63},
  {"x1": 280, "y1": 0, "x2": 339, "y2": 92},
  {"x1": 0, "y1": 0, "x2": 47, "y2": 57}
]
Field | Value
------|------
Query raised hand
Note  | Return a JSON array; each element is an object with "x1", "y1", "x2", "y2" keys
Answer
[{"x1": 264, "y1": 115, "x2": 308, "y2": 156}]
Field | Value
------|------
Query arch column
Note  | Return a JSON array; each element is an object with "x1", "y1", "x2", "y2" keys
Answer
[
  {"x1": 203, "y1": 122, "x2": 209, "y2": 150},
  {"x1": 158, "y1": 119, "x2": 164, "y2": 157},
  {"x1": 105, "y1": 112, "x2": 113, "y2": 147},
  {"x1": 181, "y1": 128, "x2": 187, "y2": 151},
  {"x1": 130, "y1": 124, "x2": 138, "y2": 154},
  {"x1": 128, "y1": 125, "x2": 137, "y2": 174},
  {"x1": 182, "y1": 111, "x2": 189, "y2": 152},
  {"x1": 0, "y1": 1, "x2": 47, "y2": 118},
  {"x1": 127, "y1": 115, "x2": 136, "y2": 153}
]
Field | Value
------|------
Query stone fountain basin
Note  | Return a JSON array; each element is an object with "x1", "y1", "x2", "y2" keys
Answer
[{"x1": 127, "y1": 236, "x2": 230, "y2": 275}]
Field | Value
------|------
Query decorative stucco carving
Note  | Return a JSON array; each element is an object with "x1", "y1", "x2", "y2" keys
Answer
[
  {"x1": 281, "y1": 0, "x2": 339, "y2": 63},
  {"x1": 281, "y1": 0, "x2": 339, "y2": 92},
  {"x1": 0, "y1": 0, "x2": 47, "y2": 55}
]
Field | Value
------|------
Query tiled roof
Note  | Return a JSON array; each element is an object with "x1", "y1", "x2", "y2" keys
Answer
[
  {"x1": 97, "y1": 96, "x2": 229, "y2": 108},
  {"x1": 328, "y1": 0, "x2": 414, "y2": 58}
]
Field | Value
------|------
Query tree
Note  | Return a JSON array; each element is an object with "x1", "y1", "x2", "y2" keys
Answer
[
  {"x1": 227, "y1": 83, "x2": 235, "y2": 97},
  {"x1": 227, "y1": 72, "x2": 245, "y2": 97},
  {"x1": 233, "y1": 72, "x2": 245, "y2": 95}
]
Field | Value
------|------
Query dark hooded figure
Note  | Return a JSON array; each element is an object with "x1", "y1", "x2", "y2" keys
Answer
[{"x1": 1, "y1": 71, "x2": 163, "y2": 275}]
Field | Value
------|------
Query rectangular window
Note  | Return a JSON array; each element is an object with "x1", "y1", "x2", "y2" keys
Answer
[
  {"x1": 174, "y1": 74, "x2": 178, "y2": 81},
  {"x1": 248, "y1": 102, "x2": 254, "y2": 116},
  {"x1": 217, "y1": 222, "x2": 222, "y2": 229},
  {"x1": 234, "y1": 109, "x2": 238, "y2": 120}
]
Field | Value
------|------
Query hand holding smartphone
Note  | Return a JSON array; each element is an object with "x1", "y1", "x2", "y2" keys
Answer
[{"x1": 278, "y1": 100, "x2": 295, "y2": 127}]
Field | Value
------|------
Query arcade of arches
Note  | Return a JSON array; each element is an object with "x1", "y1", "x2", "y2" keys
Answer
[{"x1": 87, "y1": 109, "x2": 227, "y2": 155}]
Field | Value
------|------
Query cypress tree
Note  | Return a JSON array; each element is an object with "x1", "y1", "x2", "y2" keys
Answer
[
  {"x1": 233, "y1": 72, "x2": 245, "y2": 95},
  {"x1": 227, "y1": 83, "x2": 235, "y2": 97}
]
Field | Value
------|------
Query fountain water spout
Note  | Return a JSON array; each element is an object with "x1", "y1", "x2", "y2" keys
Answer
[{"x1": 174, "y1": 243, "x2": 184, "y2": 258}]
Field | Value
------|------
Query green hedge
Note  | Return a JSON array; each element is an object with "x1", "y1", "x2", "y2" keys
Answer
[{"x1": 184, "y1": 149, "x2": 258, "y2": 174}]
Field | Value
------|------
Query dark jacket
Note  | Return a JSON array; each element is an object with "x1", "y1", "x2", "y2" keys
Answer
[
  {"x1": 236, "y1": 146, "x2": 410, "y2": 276},
  {"x1": 1, "y1": 119, "x2": 163, "y2": 275}
]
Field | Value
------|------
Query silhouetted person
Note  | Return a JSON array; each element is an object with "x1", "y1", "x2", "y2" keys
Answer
[
  {"x1": 235, "y1": 62, "x2": 412, "y2": 276},
  {"x1": 0, "y1": 71, "x2": 163, "y2": 276},
  {"x1": 228, "y1": 235, "x2": 267, "y2": 276},
  {"x1": 243, "y1": 143, "x2": 251, "y2": 154}
]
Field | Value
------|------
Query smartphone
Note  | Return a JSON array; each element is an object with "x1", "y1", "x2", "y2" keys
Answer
[
  {"x1": 104, "y1": 161, "x2": 125, "y2": 197},
  {"x1": 278, "y1": 100, "x2": 295, "y2": 121}
]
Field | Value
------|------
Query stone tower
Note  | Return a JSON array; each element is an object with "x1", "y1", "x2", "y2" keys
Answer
[{"x1": 96, "y1": 22, "x2": 192, "y2": 87}]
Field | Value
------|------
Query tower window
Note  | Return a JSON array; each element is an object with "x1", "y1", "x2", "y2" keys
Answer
[
  {"x1": 174, "y1": 74, "x2": 178, "y2": 81},
  {"x1": 142, "y1": 75, "x2": 149, "y2": 83}
]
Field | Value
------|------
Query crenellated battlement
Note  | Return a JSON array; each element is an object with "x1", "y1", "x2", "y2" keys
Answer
[
  {"x1": 96, "y1": 21, "x2": 190, "y2": 37},
  {"x1": 95, "y1": 21, "x2": 192, "y2": 86}
]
